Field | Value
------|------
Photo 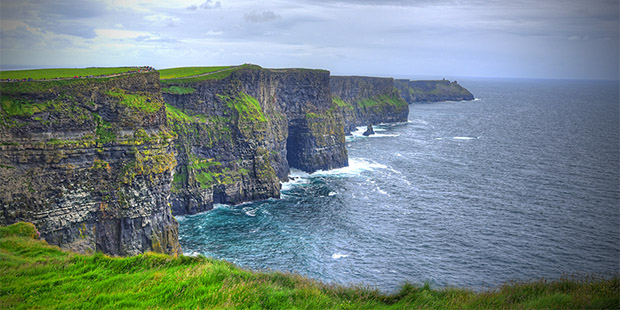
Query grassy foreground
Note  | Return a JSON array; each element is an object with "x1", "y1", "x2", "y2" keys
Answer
[{"x1": 0, "y1": 223, "x2": 617, "y2": 309}]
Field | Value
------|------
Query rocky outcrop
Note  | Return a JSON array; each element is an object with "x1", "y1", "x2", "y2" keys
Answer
[
  {"x1": 394, "y1": 79, "x2": 474, "y2": 103},
  {"x1": 330, "y1": 76, "x2": 409, "y2": 133},
  {"x1": 162, "y1": 67, "x2": 347, "y2": 215},
  {"x1": 0, "y1": 73, "x2": 181, "y2": 256},
  {"x1": 362, "y1": 124, "x2": 375, "y2": 136}
]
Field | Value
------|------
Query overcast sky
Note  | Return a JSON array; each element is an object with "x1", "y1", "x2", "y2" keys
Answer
[{"x1": 1, "y1": 0, "x2": 618, "y2": 79}]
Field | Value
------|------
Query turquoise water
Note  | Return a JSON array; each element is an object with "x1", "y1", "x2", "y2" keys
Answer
[{"x1": 178, "y1": 78, "x2": 620, "y2": 292}]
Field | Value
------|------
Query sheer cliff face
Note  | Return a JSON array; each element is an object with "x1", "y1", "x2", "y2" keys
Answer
[
  {"x1": 330, "y1": 76, "x2": 409, "y2": 132},
  {"x1": 0, "y1": 73, "x2": 181, "y2": 256},
  {"x1": 394, "y1": 79, "x2": 474, "y2": 103},
  {"x1": 163, "y1": 68, "x2": 348, "y2": 215}
]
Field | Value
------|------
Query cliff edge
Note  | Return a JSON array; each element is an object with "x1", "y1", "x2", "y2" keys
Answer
[
  {"x1": 161, "y1": 66, "x2": 348, "y2": 215},
  {"x1": 0, "y1": 72, "x2": 181, "y2": 256}
]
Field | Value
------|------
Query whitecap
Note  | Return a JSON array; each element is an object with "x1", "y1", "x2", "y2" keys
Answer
[
  {"x1": 281, "y1": 169, "x2": 311, "y2": 191},
  {"x1": 369, "y1": 133, "x2": 400, "y2": 138},
  {"x1": 453, "y1": 136, "x2": 478, "y2": 140},
  {"x1": 332, "y1": 253, "x2": 349, "y2": 259},
  {"x1": 395, "y1": 153, "x2": 402, "y2": 157},
  {"x1": 328, "y1": 191, "x2": 336, "y2": 196},
  {"x1": 243, "y1": 207, "x2": 257, "y2": 217},
  {"x1": 311, "y1": 158, "x2": 388, "y2": 177},
  {"x1": 377, "y1": 187, "x2": 388, "y2": 195}
]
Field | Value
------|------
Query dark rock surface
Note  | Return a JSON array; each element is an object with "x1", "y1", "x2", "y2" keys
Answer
[
  {"x1": 362, "y1": 124, "x2": 375, "y2": 136},
  {"x1": 330, "y1": 76, "x2": 409, "y2": 133},
  {"x1": 0, "y1": 72, "x2": 181, "y2": 256},
  {"x1": 394, "y1": 79, "x2": 474, "y2": 103},
  {"x1": 162, "y1": 67, "x2": 348, "y2": 216}
]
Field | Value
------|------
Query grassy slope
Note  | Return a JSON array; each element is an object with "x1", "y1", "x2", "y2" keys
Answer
[
  {"x1": 0, "y1": 67, "x2": 142, "y2": 80},
  {"x1": 158, "y1": 66, "x2": 231, "y2": 79},
  {"x1": 1, "y1": 223, "x2": 617, "y2": 309},
  {"x1": 160, "y1": 64, "x2": 261, "y2": 84}
]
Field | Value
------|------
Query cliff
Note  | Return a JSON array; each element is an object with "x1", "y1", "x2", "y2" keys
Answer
[
  {"x1": 162, "y1": 66, "x2": 347, "y2": 215},
  {"x1": 0, "y1": 73, "x2": 181, "y2": 256},
  {"x1": 0, "y1": 65, "x2": 412, "y2": 254},
  {"x1": 394, "y1": 79, "x2": 474, "y2": 103},
  {"x1": 330, "y1": 76, "x2": 409, "y2": 133}
]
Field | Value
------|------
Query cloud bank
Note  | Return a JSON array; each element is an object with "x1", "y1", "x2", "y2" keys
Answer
[{"x1": 0, "y1": 0, "x2": 618, "y2": 79}]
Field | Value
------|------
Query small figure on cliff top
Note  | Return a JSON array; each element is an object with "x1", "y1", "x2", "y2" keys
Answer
[{"x1": 363, "y1": 124, "x2": 375, "y2": 136}]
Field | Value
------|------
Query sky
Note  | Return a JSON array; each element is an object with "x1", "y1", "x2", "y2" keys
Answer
[{"x1": 0, "y1": 0, "x2": 618, "y2": 80}]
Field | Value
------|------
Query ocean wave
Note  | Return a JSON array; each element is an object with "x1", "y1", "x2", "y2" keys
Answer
[
  {"x1": 313, "y1": 158, "x2": 388, "y2": 177},
  {"x1": 332, "y1": 253, "x2": 349, "y2": 259},
  {"x1": 453, "y1": 136, "x2": 478, "y2": 140},
  {"x1": 281, "y1": 169, "x2": 311, "y2": 191},
  {"x1": 348, "y1": 126, "x2": 400, "y2": 139}
]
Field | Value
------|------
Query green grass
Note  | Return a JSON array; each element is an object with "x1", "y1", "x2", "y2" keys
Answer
[
  {"x1": 0, "y1": 67, "x2": 142, "y2": 80},
  {"x1": 333, "y1": 96, "x2": 353, "y2": 110},
  {"x1": 158, "y1": 66, "x2": 231, "y2": 79},
  {"x1": 106, "y1": 88, "x2": 161, "y2": 113},
  {"x1": 161, "y1": 86, "x2": 196, "y2": 95},
  {"x1": 160, "y1": 64, "x2": 261, "y2": 84},
  {"x1": 221, "y1": 92, "x2": 267, "y2": 123},
  {"x1": 0, "y1": 96, "x2": 50, "y2": 117},
  {"x1": 1, "y1": 222, "x2": 618, "y2": 309},
  {"x1": 165, "y1": 103, "x2": 207, "y2": 123},
  {"x1": 357, "y1": 94, "x2": 408, "y2": 109}
]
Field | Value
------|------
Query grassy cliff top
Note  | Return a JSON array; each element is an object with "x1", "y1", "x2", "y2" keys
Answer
[
  {"x1": 159, "y1": 64, "x2": 261, "y2": 84},
  {"x1": 158, "y1": 66, "x2": 232, "y2": 79},
  {"x1": 1, "y1": 222, "x2": 618, "y2": 309},
  {"x1": 0, "y1": 67, "x2": 146, "y2": 80}
]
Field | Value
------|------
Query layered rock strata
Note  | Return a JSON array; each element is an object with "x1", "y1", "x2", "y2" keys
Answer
[
  {"x1": 0, "y1": 73, "x2": 181, "y2": 256},
  {"x1": 162, "y1": 67, "x2": 348, "y2": 215},
  {"x1": 330, "y1": 76, "x2": 409, "y2": 133}
]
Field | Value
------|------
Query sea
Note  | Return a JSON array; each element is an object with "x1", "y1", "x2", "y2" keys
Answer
[{"x1": 177, "y1": 78, "x2": 620, "y2": 292}]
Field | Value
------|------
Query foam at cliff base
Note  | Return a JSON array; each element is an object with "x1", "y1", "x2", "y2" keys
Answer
[
  {"x1": 346, "y1": 126, "x2": 399, "y2": 141},
  {"x1": 281, "y1": 169, "x2": 311, "y2": 191},
  {"x1": 310, "y1": 158, "x2": 388, "y2": 177}
]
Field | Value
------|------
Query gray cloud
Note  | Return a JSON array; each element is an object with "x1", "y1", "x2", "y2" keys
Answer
[
  {"x1": 0, "y1": 0, "x2": 617, "y2": 79},
  {"x1": 1, "y1": 0, "x2": 102, "y2": 38},
  {"x1": 187, "y1": 0, "x2": 221, "y2": 10},
  {"x1": 244, "y1": 11, "x2": 281, "y2": 23}
]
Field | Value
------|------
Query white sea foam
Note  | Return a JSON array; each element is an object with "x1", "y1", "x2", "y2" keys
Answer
[
  {"x1": 243, "y1": 206, "x2": 257, "y2": 217},
  {"x1": 281, "y1": 169, "x2": 311, "y2": 191},
  {"x1": 332, "y1": 253, "x2": 349, "y2": 259},
  {"x1": 369, "y1": 133, "x2": 400, "y2": 138},
  {"x1": 453, "y1": 136, "x2": 478, "y2": 140},
  {"x1": 311, "y1": 158, "x2": 388, "y2": 177},
  {"x1": 377, "y1": 187, "x2": 388, "y2": 195},
  {"x1": 184, "y1": 250, "x2": 200, "y2": 257},
  {"x1": 328, "y1": 191, "x2": 336, "y2": 196}
]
